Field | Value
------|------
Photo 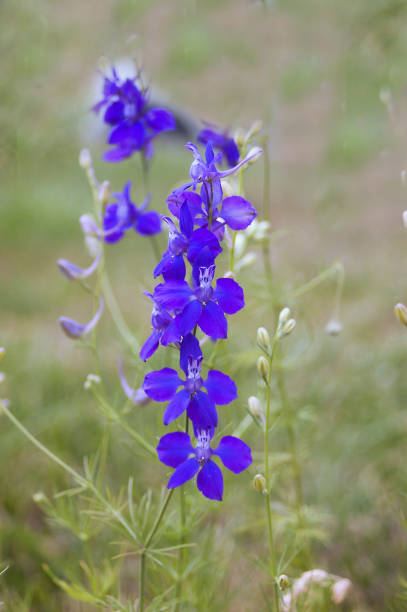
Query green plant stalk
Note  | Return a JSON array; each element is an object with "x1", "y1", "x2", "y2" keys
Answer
[
  {"x1": 264, "y1": 337, "x2": 280, "y2": 611},
  {"x1": 175, "y1": 413, "x2": 190, "y2": 610},
  {"x1": 101, "y1": 272, "x2": 140, "y2": 354}
]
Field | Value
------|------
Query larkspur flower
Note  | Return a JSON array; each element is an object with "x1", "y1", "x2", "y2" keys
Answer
[
  {"x1": 197, "y1": 126, "x2": 240, "y2": 167},
  {"x1": 57, "y1": 250, "x2": 102, "y2": 281},
  {"x1": 139, "y1": 292, "x2": 173, "y2": 362},
  {"x1": 157, "y1": 423, "x2": 252, "y2": 501},
  {"x1": 143, "y1": 333, "x2": 237, "y2": 427},
  {"x1": 103, "y1": 181, "x2": 161, "y2": 243},
  {"x1": 59, "y1": 296, "x2": 104, "y2": 340},
  {"x1": 93, "y1": 67, "x2": 176, "y2": 162},
  {"x1": 152, "y1": 250, "x2": 244, "y2": 341},
  {"x1": 154, "y1": 201, "x2": 222, "y2": 282}
]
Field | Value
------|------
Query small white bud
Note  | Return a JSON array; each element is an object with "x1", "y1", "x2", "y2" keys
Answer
[
  {"x1": 85, "y1": 236, "x2": 101, "y2": 258},
  {"x1": 0, "y1": 347, "x2": 5, "y2": 362},
  {"x1": 248, "y1": 396, "x2": 262, "y2": 418},
  {"x1": 33, "y1": 492, "x2": 46, "y2": 503},
  {"x1": 98, "y1": 180, "x2": 111, "y2": 208},
  {"x1": 395, "y1": 303, "x2": 407, "y2": 327},
  {"x1": 403, "y1": 210, "x2": 407, "y2": 229},
  {"x1": 253, "y1": 474, "x2": 266, "y2": 493},
  {"x1": 0, "y1": 373, "x2": 5, "y2": 385},
  {"x1": 278, "y1": 574, "x2": 290, "y2": 590},
  {"x1": 325, "y1": 318, "x2": 343, "y2": 336},
  {"x1": 257, "y1": 326, "x2": 271, "y2": 352},
  {"x1": 234, "y1": 127, "x2": 245, "y2": 148},
  {"x1": 220, "y1": 179, "x2": 235, "y2": 198},
  {"x1": 79, "y1": 148, "x2": 92, "y2": 170},
  {"x1": 234, "y1": 233, "x2": 247, "y2": 259},
  {"x1": 84, "y1": 374, "x2": 101, "y2": 389},
  {"x1": 245, "y1": 120, "x2": 263, "y2": 143},
  {"x1": 246, "y1": 146, "x2": 262, "y2": 164},
  {"x1": 331, "y1": 578, "x2": 352, "y2": 604},
  {"x1": 278, "y1": 307, "x2": 291, "y2": 325},
  {"x1": 257, "y1": 356, "x2": 269, "y2": 382}
]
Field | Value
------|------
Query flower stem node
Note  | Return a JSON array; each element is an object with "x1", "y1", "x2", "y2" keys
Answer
[
  {"x1": 395, "y1": 303, "x2": 407, "y2": 327},
  {"x1": 0, "y1": 347, "x2": 5, "y2": 362},
  {"x1": 257, "y1": 326, "x2": 271, "y2": 353},
  {"x1": 253, "y1": 473, "x2": 266, "y2": 494},
  {"x1": 278, "y1": 574, "x2": 290, "y2": 590},
  {"x1": 257, "y1": 356, "x2": 269, "y2": 382},
  {"x1": 79, "y1": 148, "x2": 93, "y2": 170}
]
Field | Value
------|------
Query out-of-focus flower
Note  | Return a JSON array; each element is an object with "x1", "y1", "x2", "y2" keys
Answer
[
  {"x1": 59, "y1": 297, "x2": 104, "y2": 340},
  {"x1": 197, "y1": 126, "x2": 240, "y2": 167},
  {"x1": 331, "y1": 578, "x2": 352, "y2": 604},
  {"x1": 57, "y1": 250, "x2": 102, "y2": 282}
]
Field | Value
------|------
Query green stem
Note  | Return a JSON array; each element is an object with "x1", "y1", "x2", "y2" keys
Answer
[
  {"x1": 101, "y1": 272, "x2": 140, "y2": 353},
  {"x1": 175, "y1": 414, "x2": 189, "y2": 610}
]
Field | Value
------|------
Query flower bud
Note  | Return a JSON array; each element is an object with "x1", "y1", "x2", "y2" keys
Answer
[
  {"x1": 220, "y1": 179, "x2": 235, "y2": 199},
  {"x1": 257, "y1": 356, "x2": 269, "y2": 382},
  {"x1": 245, "y1": 120, "x2": 263, "y2": 143},
  {"x1": 79, "y1": 148, "x2": 92, "y2": 170},
  {"x1": 0, "y1": 347, "x2": 4, "y2": 362},
  {"x1": 278, "y1": 307, "x2": 291, "y2": 325},
  {"x1": 246, "y1": 146, "x2": 262, "y2": 164},
  {"x1": 33, "y1": 492, "x2": 47, "y2": 504},
  {"x1": 395, "y1": 303, "x2": 407, "y2": 326},
  {"x1": 331, "y1": 578, "x2": 352, "y2": 604},
  {"x1": 234, "y1": 127, "x2": 245, "y2": 149},
  {"x1": 84, "y1": 373, "x2": 101, "y2": 390},
  {"x1": 248, "y1": 395, "x2": 262, "y2": 418},
  {"x1": 325, "y1": 318, "x2": 342, "y2": 336},
  {"x1": 253, "y1": 473, "x2": 266, "y2": 493},
  {"x1": 403, "y1": 210, "x2": 407, "y2": 229},
  {"x1": 257, "y1": 326, "x2": 271, "y2": 352},
  {"x1": 98, "y1": 180, "x2": 111, "y2": 208},
  {"x1": 0, "y1": 373, "x2": 5, "y2": 384},
  {"x1": 278, "y1": 574, "x2": 290, "y2": 590},
  {"x1": 80, "y1": 214, "x2": 100, "y2": 237}
]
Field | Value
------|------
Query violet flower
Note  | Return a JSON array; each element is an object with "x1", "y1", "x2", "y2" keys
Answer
[
  {"x1": 103, "y1": 181, "x2": 161, "y2": 243},
  {"x1": 197, "y1": 126, "x2": 240, "y2": 167},
  {"x1": 157, "y1": 424, "x2": 252, "y2": 501},
  {"x1": 59, "y1": 296, "x2": 104, "y2": 340},
  {"x1": 93, "y1": 67, "x2": 176, "y2": 162},
  {"x1": 57, "y1": 250, "x2": 102, "y2": 281},
  {"x1": 140, "y1": 293, "x2": 173, "y2": 362},
  {"x1": 143, "y1": 333, "x2": 237, "y2": 427}
]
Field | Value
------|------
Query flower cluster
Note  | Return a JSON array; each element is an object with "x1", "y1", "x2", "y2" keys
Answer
[
  {"x1": 141, "y1": 140, "x2": 261, "y2": 500},
  {"x1": 93, "y1": 66, "x2": 176, "y2": 162}
]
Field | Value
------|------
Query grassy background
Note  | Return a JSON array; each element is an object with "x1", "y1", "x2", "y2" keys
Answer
[{"x1": 2, "y1": 0, "x2": 407, "y2": 609}]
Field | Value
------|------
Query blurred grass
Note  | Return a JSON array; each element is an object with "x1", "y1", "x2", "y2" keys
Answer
[{"x1": 2, "y1": 0, "x2": 407, "y2": 610}]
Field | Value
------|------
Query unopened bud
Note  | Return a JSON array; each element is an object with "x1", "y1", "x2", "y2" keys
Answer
[
  {"x1": 331, "y1": 578, "x2": 352, "y2": 604},
  {"x1": 257, "y1": 356, "x2": 269, "y2": 382},
  {"x1": 0, "y1": 373, "x2": 5, "y2": 384},
  {"x1": 33, "y1": 492, "x2": 46, "y2": 504},
  {"x1": 80, "y1": 214, "x2": 99, "y2": 237},
  {"x1": 0, "y1": 348, "x2": 4, "y2": 362},
  {"x1": 84, "y1": 374, "x2": 101, "y2": 390},
  {"x1": 278, "y1": 307, "x2": 291, "y2": 325},
  {"x1": 253, "y1": 474, "x2": 266, "y2": 493},
  {"x1": 278, "y1": 317, "x2": 296, "y2": 339},
  {"x1": 98, "y1": 181, "x2": 111, "y2": 208},
  {"x1": 325, "y1": 318, "x2": 343, "y2": 336},
  {"x1": 248, "y1": 396, "x2": 262, "y2": 418},
  {"x1": 246, "y1": 146, "x2": 262, "y2": 164},
  {"x1": 245, "y1": 120, "x2": 263, "y2": 143},
  {"x1": 278, "y1": 575, "x2": 290, "y2": 590},
  {"x1": 234, "y1": 127, "x2": 245, "y2": 149},
  {"x1": 220, "y1": 179, "x2": 235, "y2": 199},
  {"x1": 395, "y1": 303, "x2": 407, "y2": 326},
  {"x1": 257, "y1": 326, "x2": 271, "y2": 352},
  {"x1": 79, "y1": 148, "x2": 92, "y2": 170},
  {"x1": 403, "y1": 210, "x2": 407, "y2": 229}
]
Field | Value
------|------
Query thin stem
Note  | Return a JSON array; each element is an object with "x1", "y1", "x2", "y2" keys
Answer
[
  {"x1": 175, "y1": 413, "x2": 189, "y2": 610},
  {"x1": 101, "y1": 271, "x2": 140, "y2": 354},
  {"x1": 289, "y1": 262, "x2": 343, "y2": 300}
]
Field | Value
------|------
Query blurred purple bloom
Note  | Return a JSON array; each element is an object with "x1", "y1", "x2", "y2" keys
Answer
[
  {"x1": 93, "y1": 67, "x2": 176, "y2": 162},
  {"x1": 198, "y1": 127, "x2": 240, "y2": 167},
  {"x1": 140, "y1": 292, "x2": 173, "y2": 362},
  {"x1": 57, "y1": 250, "x2": 102, "y2": 281},
  {"x1": 103, "y1": 181, "x2": 161, "y2": 243},
  {"x1": 157, "y1": 424, "x2": 252, "y2": 501},
  {"x1": 59, "y1": 296, "x2": 104, "y2": 340},
  {"x1": 143, "y1": 333, "x2": 237, "y2": 427},
  {"x1": 153, "y1": 251, "x2": 244, "y2": 341},
  {"x1": 118, "y1": 356, "x2": 150, "y2": 405}
]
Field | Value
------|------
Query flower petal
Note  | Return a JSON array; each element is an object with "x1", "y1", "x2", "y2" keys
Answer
[
  {"x1": 143, "y1": 368, "x2": 180, "y2": 401},
  {"x1": 157, "y1": 432, "x2": 193, "y2": 468},
  {"x1": 135, "y1": 211, "x2": 162, "y2": 235},
  {"x1": 214, "y1": 436, "x2": 252, "y2": 473},
  {"x1": 205, "y1": 370, "x2": 237, "y2": 405},
  {"x1": 187, "y1": 391, "x2": 218, "y2": 428},
  {"x1": 187, "y1": 228, "x2": 222, "y2": 263},
  {"x1": 163, "y1": 389, "x2": 191, "y2": 425},
  {"x1": 220, "y1": 196, "x2": 257, "y2": 230},
  {"x1": 180, "y1": 333, "x2": 202, "y2": 375},
  {"x1": 108, "y1": 121, "x2": 145, "y2": 148},
  {"x1": 140, "y1": 330, "x2": 161, "y2": 362},
  {"x1": 214, "y1": 278, "x2": 244, "y2": 314},
  {"x1": 167, "y1": 457, "x2": 200, "y2": 489},
  {"x1": 103, "y1": 100, "x2": 124, "y2": 125},
  {"x1": 154, "y1": 281, "x2": 193, "y2": 311},
  {"x1": 197, "y1": 460, "x2": 223, "y2": 501},
  {"x1": 176, "y1": 300, "x2": 203, "y2": 339},
  {"x1": 145, "y1": 108, "x2": 176, "y2": 132},
  {"x1": 199, "y1": 301, "x2": 227, "y2": 339}
]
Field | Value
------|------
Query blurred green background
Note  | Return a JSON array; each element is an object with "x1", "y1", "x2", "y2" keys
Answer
[{"x1": 2, "y1": 0, "x2": 407, "y2": 609}]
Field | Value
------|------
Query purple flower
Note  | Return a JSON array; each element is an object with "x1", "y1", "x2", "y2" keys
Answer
[
  {"x1": 143, "y1": 333, "x2": 237, "y2": 427},
  {"x1": 197, "y1": 126, "x2": 240, "y2": 167},
  {"x1": 103, "y1": 181, "x2": 161, "y2": 243},
  {"x1": 59, "y1": 296, "x2": 104, "y2": 340},
  {"x1": 93, "y1": 67, "x2": 176, "y2": 162},
  {"x1": 157, "y1": 424, "x2": 252, "y2": 501},
  {"x1": 152, "y1": 251, "x2": 244, "y2": 341},
  {"x1": 140, "y1": 292, "x2": 173, "y2": 362},
  {"x1": 154, "y1": 201, "x2": 222, "y2": 282},
  {"x1": 57, "y1": 250, "x2": 102, "y2": 281}
]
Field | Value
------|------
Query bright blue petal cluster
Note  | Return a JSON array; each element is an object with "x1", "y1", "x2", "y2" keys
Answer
[
  {"x1": 197, "y1": 126, "x2": 240, "y2": 167},
  {"x1": 93, "y1": 67, "x2": 176, "y2": 162},
  {"x1": 141, "y1": 140, "x2": 260, "y2": 500}
]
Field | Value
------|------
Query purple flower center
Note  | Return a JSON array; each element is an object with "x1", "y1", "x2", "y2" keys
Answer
[
  {"x1": 195, "y1": 265, "x2": 215, "y2": 303},
  {"x1": 194, "y1": 427, "x2": 213, "y2": 465},
  {"x1": 185, "y1": 355, "x2": 203, "y2": 394},
  {"x1": 124, "y1": 102, "x2": 138, "y2": 122}
]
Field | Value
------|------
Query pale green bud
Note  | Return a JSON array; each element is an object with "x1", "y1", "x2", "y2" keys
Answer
[
  {"x1": 246, "y1": 146, "x2": 262, "y2": 164},
  {"x1": 234, "y1": 127, "x2": 245, "y2": 149},
  {"x1": 98, "y1": 180, "x2": 111, "y2": 208},
  {"x1": 253, "y1": 473, "x2": 266, "y2": 493},
  {"x1": 257, "y1": 356, "x2": 269, "y2": 381},
  {"x1": 245, "y1": 120, "x2": 263, "y2": 143},
  {"x1": 278, "y1": 574, "x2": 290, "y2": 590},
  {"x1": 395, "y1": 303, "x2": 407, "y2": 326},
  {"x1": 278, "y1": 307, "x2": 291, "y2": 325},
  {"x1": 278, "y1": 318, "x2": 296, "y2": 339},
  {"x1": 325, "y1": 318, "x2": 343, "y2": 336},
  {"x1": 0, "y1": 347, "x2": 4, "y2": 362},
  {"x1": 248, "y1": 395, "x2": 262, "y2": 418},
  {"x1": 257, "y1": 326, "x2": 271, "y2": 352},
  {"x1": 79, "y1": 148, "x2": 92, "y2": 170}
]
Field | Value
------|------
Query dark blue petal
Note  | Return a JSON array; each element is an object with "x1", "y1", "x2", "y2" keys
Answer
[
  {"x1": 154, "y1": 281, "x2": 193, "y2": 311},
  {"x1": 187, "y1": 391, "x2": 218, "y2": 428},
  {"x1": 108, "y1": 121, "x2": 145, "y2": 149},
  {"x1": 204, "y1": 370, "x2": 237, "y2": 405},
  {"x1": 197, "y1": 460, "x2": 223, "y2": 501},
  {"x1": 143, "y1": 368, "x2": 181, "y2": 401},
  {"x1": 157, "y1": 432, "x2": 193, "y2": 468},
  {"x1": 176, "y1": 300, "x2": 202, "y2": 339},
  {"x1": 163, "y1": 388, "x2": 191, "y2": 425},
  {"x1": 154, "y1": 253, "x2": 172, "y2": 279},
  {"x1": 103, "y1": 100, "x2": 124, "y2": 125},
  {"x1": 162, "y1": 254, "x2": 186, "y2": 282},
  {"x1": 103, "y1": 204, "x2": 126, "y2": 243},
  {"x1": 135, "y1": 211, "x2": 162, "y2": 235},
  {"x1": 161, "y1": 318, "x2": 182, "y2": 345},
  {"x1": 205, "y1": 141, "x2": 214, "y2": 164},
  {"x1": 220, "y1": 196, "x2": 257, "y2": 230},
  {"x1": 199, "y1": 301, "x2": 227, "y2": 339},
  {"x1": 179, "y1": 201, "x2": 193, "y2": 237},
  {"x1": 214, "y1": 436, "x2": 252, "y2": 473},
  {"x1": 187, "y1": 228, "x2": 222, "y2": 264},
  {"x1": 167, "y1": 457, "x2": 200, "y2": 489},
  {"x1": 180, "y1": 333, "x2": 202, "y2": 376},
  {"x1": 102, "y1": 146, "x2": 133, "y2": 163},
  {"x1": 145, "y1": 108, "x2": 176, "y2": 132},
  {"x1": 214, "y1": 278, "x2": 244, "y2": 314},
  {"x1": 140, "y1": 330, "x2": 162, "y2": 362}
]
